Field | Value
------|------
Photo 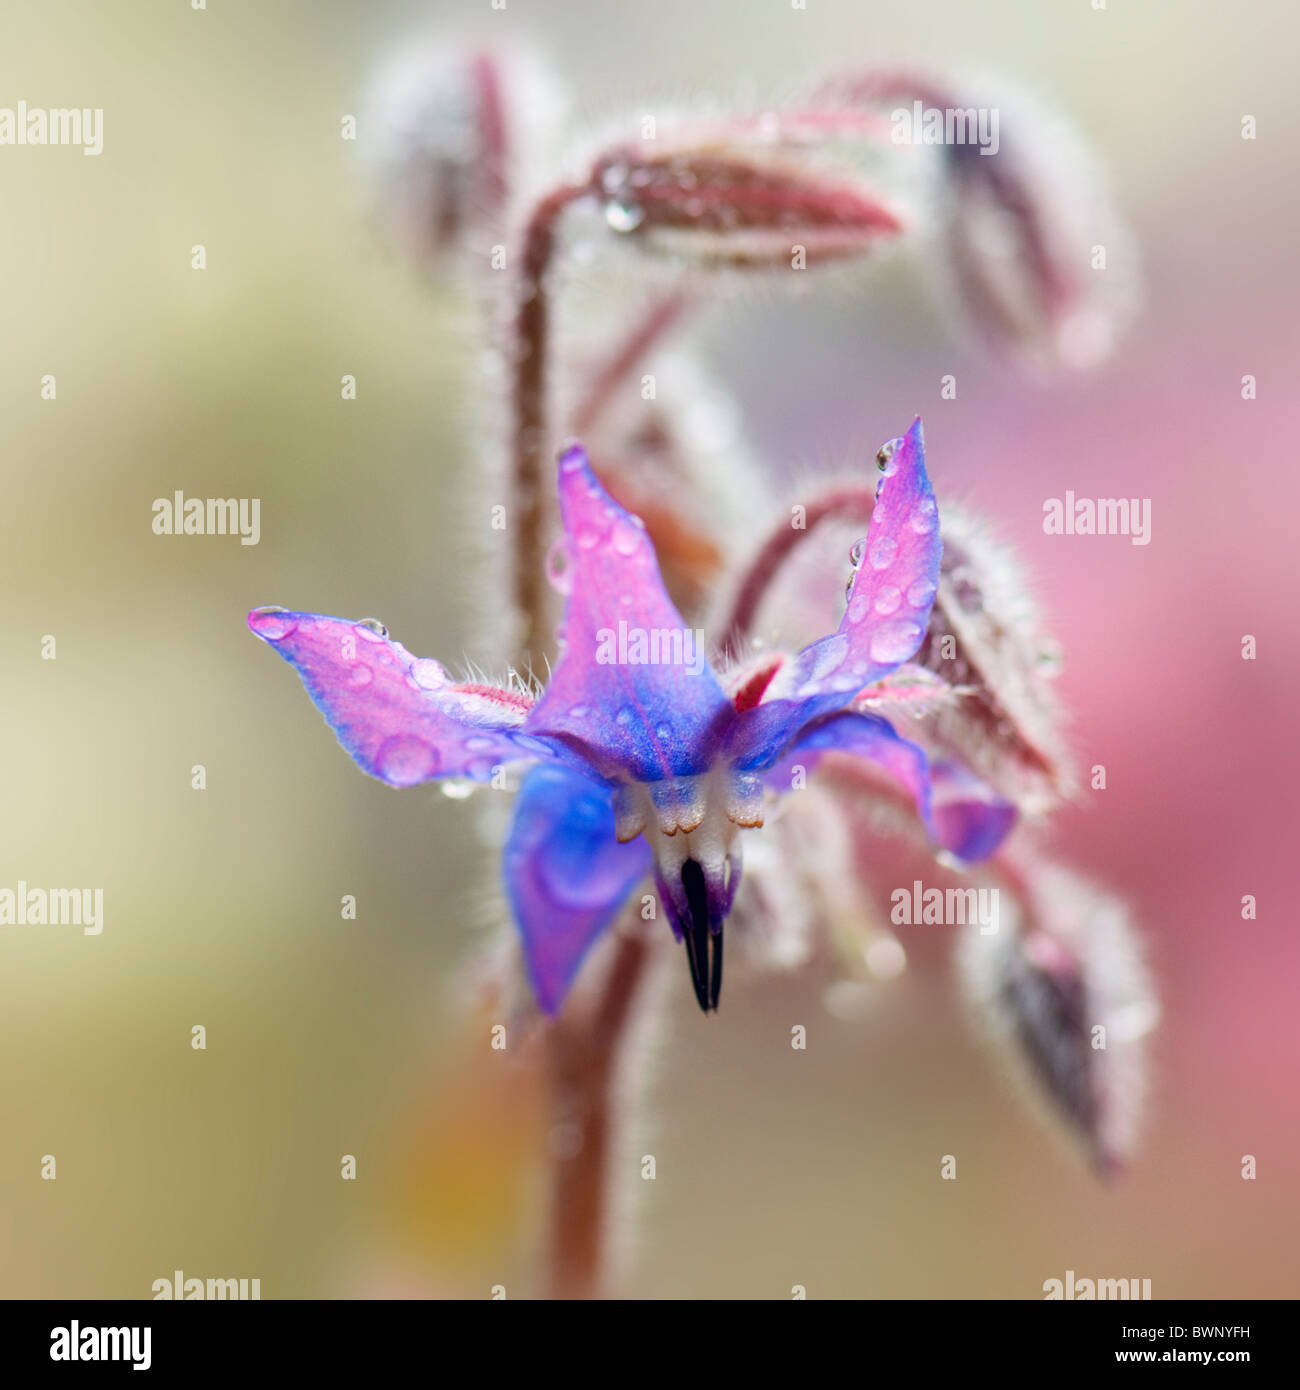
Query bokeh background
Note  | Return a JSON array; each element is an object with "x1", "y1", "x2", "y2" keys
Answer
[{"x1": 2, "y1": 0, "x2": 1296, "y2": 1298}]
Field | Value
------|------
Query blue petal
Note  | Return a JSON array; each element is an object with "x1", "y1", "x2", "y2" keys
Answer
[
  {"x1": 764, "y1": 711, "x2": 1015, "y2": 863},
  {"x1": 502, "y1": 762, "x2": 652, "y2": 1014},
  {"x1": 523, "y1": 445, "x2": 732, "y2": 783}
]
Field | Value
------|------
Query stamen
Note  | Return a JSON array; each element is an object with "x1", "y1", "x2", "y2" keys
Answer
[{"x1": 680, "y1": 859, "x2": 719, "y2": 1013}]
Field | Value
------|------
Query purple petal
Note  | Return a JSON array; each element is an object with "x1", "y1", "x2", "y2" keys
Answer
[
  {"x1": 764, "y1": 711, "x2": 1013, "y2": 863},
  {"x1": 523, "y1": 445, "x2": 731, "y2": 782},
  {"x1": 729, "y1": 418, "x2": 942, "y2": 770},
  {"x1": 930, "y1": 758, "x2": 1018, "y2": 863},
  {"x1": 503, "y1": 762, "x2": 651, "y2": 1014},
  {"x1": 249, "y1": 608, "x2": 555, "y2": 786}
]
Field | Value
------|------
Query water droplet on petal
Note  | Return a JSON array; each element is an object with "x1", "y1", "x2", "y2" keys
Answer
[
  {"x1": 910, "y1": 496, "x2": 938, "y2": 533},
  {"x1": 410, "y1": 658, "x2": 448, "y2": 691},
  {"x1": 615, "y1": 705, "x2": 636, "y2": 728},
  {"x1": 576, "y1": 525, "x2": 601, "y2": 551},
  {"x1": 376, "y1": 734, "x2": 437, "y2": 786},
  {"x1": 612, "y1": 518, "x2": 643, "y2": 556},
  {"x1": 874, "y1": 585, "x2": 902, "y2": 615},
  {"x1": 847, "y1": 595, "x2": 870, "y2": 624},
  {"x1": 869, "y1": 620, "x2": 924, "y2": 665},
  {"x1": 249, "y1": 606, "x2": 297, "y2": 641},
  {"x1": 907, "y1": 579, "x2": 937, "y2": 609},
  {"x1": 546, "y1": 539, "x2": 573, "y2": 595},
  {"x1": 348, "y1": 664, "x2": 373, "y2": 688},
  {"x1": 848, "y1": 538, "x2": 865, "y2": 567},
  {"x1": 441, "y1": 779, "x2": 475, "y2": 801},
  {"x1": 464, "y1": 735, "x2": 495, "y2": 752},
  {"x1": 355, "y1": 618, "x2": 388, "y2": 641},
  {"x1": 868, "y1": 536, "x2": 898, "y2": 570}
]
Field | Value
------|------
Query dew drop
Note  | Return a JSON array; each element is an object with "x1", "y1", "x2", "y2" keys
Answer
[
  {"x1": 546, "y1": 539, "x2": 573, "y2": 594},
  {"x1": 615, "y1": 705, "x2": 636, "y2": 728},
  {"x1": 354, "y1": 618, "x2": 388, "y2": 641},
  {"x1": 910, "y1": 496, "x2": 938, "y2": 533},
  {"x1": 249, "y1": 606, "x2": 297, "y2": 641},
  {"x1": 848, "y1": 538, "x2": 865, "y2": 567},
  {"x1": 1037, "y1": 638, "x2": 1065, "y2": 678},
  {"x1": 847, "y1": 594, "x2": 870, "y2": 624},
  {"x1": 873, "y1": 585, "x2": 902, "y2": 616},
  {"x1": 348, "y1": 664, "x2": 373, "y2": 688},
  {"x1": 869, "y1": 620, "x2": 924, "y2": 665},
  {"x1": 440, "y1": 779, "x2": 475, "y2": 801},
  {"x1": 464, "y1": 735, "x2": 496, "y2": 752},
  {"x1": 410, "y1": 658, "x2": 448, "y2": 691},
  {"x1": 868, "y1": 536, "x2": 898, "y2": 570},
  {"x1": 612, "y1": 518, "x2": 643, "y2": 556},
  {"x1": 604, "y1": 198, "x2": 645, "y2": 233},
  {"x1": 599, "y1": 161, "x2": 629, "y2": 195},
  {"x1": 375, "y1": 734, "x2": 437, "y2": 786},
  {"x1": 907, "y1": 579, "x2": 937, "y2": 609},
  {"x1": 576, "y1": 525, "x2": 601, "y2": 551}
]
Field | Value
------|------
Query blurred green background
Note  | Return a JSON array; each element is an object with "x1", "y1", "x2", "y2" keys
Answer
[{"x1": 2, "y1": 0, "x2": 1296, "y2": 1298}]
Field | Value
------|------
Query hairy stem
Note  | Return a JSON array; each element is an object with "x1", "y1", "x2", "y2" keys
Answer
[
  {"x1": 542, "y1": 931, "x2": 650, "y2": 1299},
  {"x1": 570, "y1": 292, "x2": 687, "y2": 438},
  {"x1": 508, "y1": 180, "x2": 593, "y2": 671},
  {"x1": 718, "y1": 484, "x2": 876, "y2": 659}
]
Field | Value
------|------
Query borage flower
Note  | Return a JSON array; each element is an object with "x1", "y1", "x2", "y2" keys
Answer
[{"x1": 249, "y1": 418, "x2": 1013, "y2": 1015}]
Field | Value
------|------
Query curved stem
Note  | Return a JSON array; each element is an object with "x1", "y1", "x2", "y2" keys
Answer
[
  {"x1": 717, "y1": 484, "x2": 876, "y2": 660},
  {"x1": 508, "y1": 180, "x2": 594, "y2": 671},
  {"x1": 570, "y1": 292, "x2": 688, "y2": 438}
]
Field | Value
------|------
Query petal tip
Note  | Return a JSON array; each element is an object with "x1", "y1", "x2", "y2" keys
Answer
[
  {"x1": 248, "y1": 605, "x2": 298, "y2": 642},
  {"x1": 557, "y1": 439, "x2": 590, "y2": 476}
]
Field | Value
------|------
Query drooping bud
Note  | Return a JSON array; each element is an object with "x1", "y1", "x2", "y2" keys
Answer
[
  {"x1": 957, "y1": 854, "x2": 1157, "y2": 1176},
  {"x1": 815, "y1": 72, "x2": 1138, "y2": 368},
  {"x1": 902, "y1": 502, "x2": 1075, "y2": 814},
  {"x1": 588, "y1": 111, "x2": 906, "y2": 271}
]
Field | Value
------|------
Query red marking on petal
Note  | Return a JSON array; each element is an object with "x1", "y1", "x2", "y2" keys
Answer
[
  {"x1": 731, "y1": 654, "x2": 784, "y2": 712},
  {"x1": 450, "y1": 682, "x2": 535, "y2": 713}
]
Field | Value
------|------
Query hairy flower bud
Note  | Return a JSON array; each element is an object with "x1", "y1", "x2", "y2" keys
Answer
[
  {"x1": 905, "y1": 503, "x2": 1074, "y2": 814},
  {"x1": 958, "y1": 855, "x2": 1157, "y2": 1175},
  {"x1": 363, "y1": 43, "x2": 568, "y2": 263},
  {"x1": 588, "y1": 113, "x2": 905, "y2": 270},
  {"x1": 815, "y1": 72, "x2": 1138, "y2": 368}
]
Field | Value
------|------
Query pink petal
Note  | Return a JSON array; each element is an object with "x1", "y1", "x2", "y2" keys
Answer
[
  {"x1": 503, "y1": 763, "x2": 651, "y2": 1014},
  {"x1": 249, "y1": 608, "x2": 554, "y2": 786},
  {"x1": 524, "y1": 445, "x2": 731, "y2": 782}
]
